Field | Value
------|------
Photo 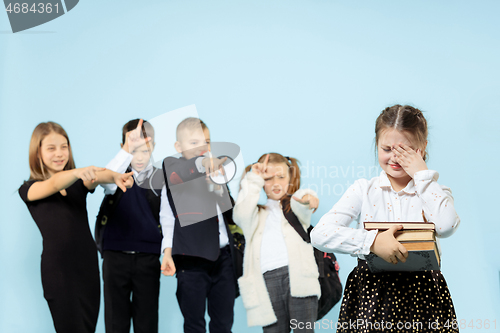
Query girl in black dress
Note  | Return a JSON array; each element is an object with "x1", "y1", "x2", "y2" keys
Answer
[{"x1": 19, "y1": 122, "x2": 134, "y2": 333}]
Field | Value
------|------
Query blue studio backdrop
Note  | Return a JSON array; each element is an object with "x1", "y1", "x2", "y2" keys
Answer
[{"x1": 1, "y1": 0, "x2": 499, "y2": 332}]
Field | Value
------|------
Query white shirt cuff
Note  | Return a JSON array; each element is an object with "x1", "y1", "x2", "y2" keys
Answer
[
  {"x1": 101, "y1": 149, "x2": 134, "y2": 195},
  {"x1": 360, "y1": 229, "x2": 378, "y2": 256},
  {"x1": 413, "y1": 170, "x2": 439, "y2": 182}
]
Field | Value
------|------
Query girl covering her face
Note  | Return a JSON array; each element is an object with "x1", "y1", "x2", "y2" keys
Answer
[{"x1": 311, "y1": 105, "x2": 460, "y2": 333}]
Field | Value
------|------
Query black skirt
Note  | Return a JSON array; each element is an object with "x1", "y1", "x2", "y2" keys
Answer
[{"x1": 337, "y1": 260, "x2": 459, "y2": 333}]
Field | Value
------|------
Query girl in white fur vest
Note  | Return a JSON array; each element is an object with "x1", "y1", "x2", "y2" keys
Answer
[{"x1": 234, "y1": 153, "x2": 321, "y2": 333}]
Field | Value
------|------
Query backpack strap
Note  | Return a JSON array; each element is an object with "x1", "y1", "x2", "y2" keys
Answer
[
  {"x1": 282, "y1": 207, "x2": 326, "y2": 278},
  {"x1": 283, "y1": 208, "x2": 310, "y2": 242}
]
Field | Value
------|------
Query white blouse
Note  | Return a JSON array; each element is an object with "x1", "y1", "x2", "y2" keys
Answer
[
  {"x1": 310, "y1": 170, "x2": 460, "y2": 259},
  {"x1": 260, "y1": 199, "x2": 289, "y2": 274}
]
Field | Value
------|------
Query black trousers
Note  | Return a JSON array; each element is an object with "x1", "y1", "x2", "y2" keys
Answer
[
  {"x1": 102, "y1": 251, "x2": 161, "y2": 333},
  {"x1": 174, "y1": 246, "x2": 236, "y2": 333}
]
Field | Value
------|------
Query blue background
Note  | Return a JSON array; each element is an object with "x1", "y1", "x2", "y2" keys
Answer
[{"x1": 1, "y1": 0, "x2": 499, "y2": 331}]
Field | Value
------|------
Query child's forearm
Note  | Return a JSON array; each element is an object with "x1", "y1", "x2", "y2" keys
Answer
[
  {"x1": 94, "y1": 169, "x2": 121, "y2": 184},
  {"x1": 311, "y1": 207, "x2": 377, "y2": 255},
  {"x1": 233, "y1": 172, "x2": 264, "y2": 231},
  {"x1": 160, "y1": 186, "x2": 175, "y2": 253},
  {"x1": 27, "y1": 169, "x2": 79, "y2": 201},
  {"x1": 86, "y1": 169, "x2": 133, "y2": 192},
  {"x1": 85, "y1": 169, "x2": 118, "y2": 191},
  {"x1": 414, "y1": 170, "x2": 460, "y2": 237},
  {"x1": 100, "y1": 150, "x2": 133, "y2": 195},
  {"x1": 50, "y1": 169, "x2": 80, "y2": 190},
  {"x1": 106, "y1": 149, "x2": 133, "y2": 173},
  {"x1": 290, "y1": 189, "x2": 318, "y2": 227},
  {"x1": 310, "y1": 180, "x2": 375, "y2": 255}
]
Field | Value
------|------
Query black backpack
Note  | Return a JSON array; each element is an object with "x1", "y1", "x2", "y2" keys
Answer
[{"x1": 284, "y1": 208, "x2": 343, "y2": 320}]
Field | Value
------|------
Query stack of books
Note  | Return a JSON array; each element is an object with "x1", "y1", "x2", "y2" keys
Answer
[{"x1": 363, "y1": 222, "x2": 440, "y2": 273}]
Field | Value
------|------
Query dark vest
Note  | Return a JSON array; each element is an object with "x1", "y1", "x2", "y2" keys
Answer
[
  {"x1": 163, "y1": 156, "x2": 235, "y2": 261},
  {"x1": 95, "y1": 167, "x2": 164, "y2": 255}
]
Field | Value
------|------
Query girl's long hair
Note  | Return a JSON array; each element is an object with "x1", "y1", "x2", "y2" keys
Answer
[
  {"x1": 242, "y1": 152, "x2": 300, "y2": 213},
  {"x1": 28, "y1": 122, "x2": 76, "y2": 181}
]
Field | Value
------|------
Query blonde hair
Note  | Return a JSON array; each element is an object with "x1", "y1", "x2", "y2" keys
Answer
[
  {"x1": 28, "y1": 122, "x2": 76, "y2": 181},
  {"x1": 243, "y1": 152, "x2": 301, "y2": 213},
  {"x1": 176, "y1": 117, "x2": 208, "y2": 141}
]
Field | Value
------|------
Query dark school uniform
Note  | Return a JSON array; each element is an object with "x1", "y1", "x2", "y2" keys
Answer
[
  {"x1": 163, "y1": 156, "x2": 238, "y2": 333},
  {"x1": 96, "y1": 166, "x2": 163, "y2": 333}
]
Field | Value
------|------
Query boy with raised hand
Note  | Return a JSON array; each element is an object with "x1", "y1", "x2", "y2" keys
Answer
[
  {"x1": 96, "y1": 119, "x2": 165, "y2": 333},
  {"x1": 160, "y1": 117, "x2": 237, "y2": 333}
]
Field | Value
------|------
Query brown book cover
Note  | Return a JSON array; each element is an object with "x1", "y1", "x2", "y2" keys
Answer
[
  {"x1": 364, "y1": 221, "x2": 435, "y2": 231},
  {"x1": 389, "y1": 230, "x2": 435, "y2": 242},
  {"x1": 365, "y1": 241, "x2": 440, "y2": 273}
]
